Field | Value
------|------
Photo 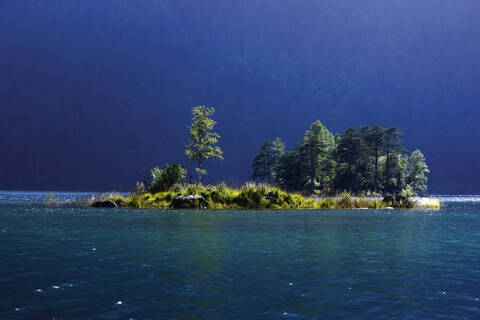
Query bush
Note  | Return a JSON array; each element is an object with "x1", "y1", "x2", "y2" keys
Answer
[
  {"x1": 335, "y1": 191, "x2": 354, "y2": 208},
  {"x1": 149, "y1": 162, "x2": 186, "y2": 193},
  {"x1": 395, "y1": 186, "x2": 416, "y2": 209},
  {"x1": 109, "y1": 181, "x2": 434, "y2": 210},
  {"x1": 236, "y1": 183, "x2": 268, "y2": 209},
  {"x1": 321, "y1": 197, "x2": 335, "y2": 209},
  {"x1": 134, "y1": 181, "x2": 146, "y2": 195}
]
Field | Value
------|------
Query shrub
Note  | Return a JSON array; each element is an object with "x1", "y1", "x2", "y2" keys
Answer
[
  {"x1": 149, "y1": 162, "x2": 187, "y2": 193},
  {"x1": 415, "y1": 197, "x2": 441, "y2": 210},
  {"x1": 335, "y1": 191, "x2": 354, "y2": 209},
  {"x1": 394, "y1": 186, "x2": 416, "y2": 209},
  {"x1": 134, "y1": 181, "x2": 146, "y2": 195},
  {"x1": 321, "y1": 197, "x2": 335, "y2": 209},
  {"x1": 110, "y1": 181, "x2": 438, "y2": 210},
  {"x1": 354, "y1": 198, "x2": 372, "y2": 208}
]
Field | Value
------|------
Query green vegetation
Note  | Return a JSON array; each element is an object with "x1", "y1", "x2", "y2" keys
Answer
[
  {"x1": 101, "y1": 107, "x2": 438, "y2": 210},
  {"x1": 415, "y1": 197, "x2": 441, "y2": 210},
  {"x1": 109, "y1": 183, "x2": 388, "y2": 210},
  {"x1": 252, "y1": 137, "x2": 285, "y2": 184},
  {"x1": 406, "y1": 150, "x2": 429, "y2": 194},
  {"x1": 147, "y1": 162, "x2": 186, "y2": 194},
  {"x1": 297, "y1": 120, "x2": 336, "y2": 193},
  {"x1": 185, "y1": 106, "x2": 223, "y2": 182},
  {"x1": 258, "y1": 122, "x2": 429, "y2": 199}
]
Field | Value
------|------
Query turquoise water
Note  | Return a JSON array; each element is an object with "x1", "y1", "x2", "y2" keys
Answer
[{"x1": 1, "y1": 192, "x2": 480, "y2": 319}]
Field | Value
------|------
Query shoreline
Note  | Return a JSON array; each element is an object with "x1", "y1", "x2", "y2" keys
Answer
[{"x1": 102, "y1": 184, "x2": 441, "y2": 210}]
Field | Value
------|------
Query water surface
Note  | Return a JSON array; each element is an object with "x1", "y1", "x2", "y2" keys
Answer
[{"x1": 1, "y1": 192, "x2": 480, "y2": 319}]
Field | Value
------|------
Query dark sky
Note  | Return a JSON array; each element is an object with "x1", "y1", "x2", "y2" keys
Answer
[{"x1": 1, "y1": 0, "x2": 479, "y2": 194}]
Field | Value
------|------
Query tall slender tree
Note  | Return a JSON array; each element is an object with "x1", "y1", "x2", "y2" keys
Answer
[
  {"x1": 276, "y1": 148, "x2": 306, "y2": 191},
  {"x1": 298, "y1": 120, "x2": 335, "y2": 193},
  {"x1": 334, "y1": 128, "x2": 369, "y2": 192},
  {"x1": 185, "y1": 106, "x2": 223, "y2": 182},
  {"x1": 406, "y1": 149, "x2": 429, "y2": 194},
  {"x1": 364, "y1": 124, "x2": 387, "y2": 191},
  {"x1": 383, "y1": 127, "x2": 407, "y2": 192},
  {"x1": 252, "y1": 137, "x2": 285, "y2": 184}
]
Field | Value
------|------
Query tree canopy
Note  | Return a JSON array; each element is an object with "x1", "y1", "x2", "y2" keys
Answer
[
  {"x1": 406, "y1": 150, "x2": 430, "y2": 195},
  {"x1": 252, "y1": 137, "x2": 285, "y2": 184},
  {"x1": 185, "y1": 106, "x2": 223, "y2": 182},
  {"x1": 255, "y1": 121, "x2": 429, "y2": 195}
]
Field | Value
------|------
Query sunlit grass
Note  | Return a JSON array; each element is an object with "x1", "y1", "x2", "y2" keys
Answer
[
  {"x1": 415, "y1": 197, "x2": 441, "y2": 210},
  {"x1": 107, "y1": 183, "x2": 439, "y2": 210}
]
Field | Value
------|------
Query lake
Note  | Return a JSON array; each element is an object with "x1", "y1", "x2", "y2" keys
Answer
[{"x1": 1, "y1": 192, "x2": 480, "y2": 319}]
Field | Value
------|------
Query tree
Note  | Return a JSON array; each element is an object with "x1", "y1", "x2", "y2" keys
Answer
[
  {"x1": 276, "y1": 149, "x2": 306, "y2": 191},
  {"x1": 149, "y1": 162, "x2": 186, "y2": 193},
  {"x1": 185, "y1": 106, "x2": 223, "y2": 182},
  {"x1": 406, "y1": 149, "x2": 429, "y2": 194},
  {"x1": 271, "y1": 122, "x2": 420, "y2": 196},
  {"x1": 383, "y1": 127, "x2": 407, "y2": 193},
  {"x1": 334, "y1": 128, "x2": 371, "y2": 192},
  {"x1": 364, "y1": 124, "x2": 387, "y2": 191},
  {"x1": 297, "y1": 120, "x2": 336, "y2": 193},
  {"x1": 252, "y1": 137, "x2": 285, "y2": 184},
  {"x1": 386, "y1": 153, "x2": 409, "y2": 193}
]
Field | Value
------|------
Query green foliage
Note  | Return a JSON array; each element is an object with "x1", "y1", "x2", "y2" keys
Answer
[
  {"x1": 334, "y1": 128, "x2": 372, "y2": 192},
  {"x1": 330, "y1": 124, "x2": 421, "y2": 195},
  {"x1": 276, "y1": 120, "x2": 336, "y2": 193},
  {"x1": 134, "y1": 181, "x2": 146, "y2": 195},
  {"x1": 276, "y1": 149, "x2": 307, "y2": 191},
  {"x1": 406, "y1": 149, "x2": 429, "y2": 195},
  {"x1": 236, "y1": 183, "x2": 271, "y2": 209},
  {"x1": 110, "y1": 183, "x2": 436, "y2": 210},
  {"x1": 185, "y1": 106, "x2": 223, "y2": 181},
  {"x1": 394, "y1": 186, "x2": 416, "y2": 209},
  {"x1": 267, "y1": 122, "x2": 429, "y2": 208},
  {"x1": 149, "y1": 162, "x2": 186, "y2": 193},
  {"x1": 321, "y1": 197, "x2": 335, "y2": 209},
  {"x1": 273, "y1": 122, "x2": 420, "y2": 196},
  {"x1": 335, "y1": 191, "x2": 354, "y2": 209},
  {"x1": 364, "y1": 124, "x2": 387, "y2": 191},
  {"x1": 383, "y1": 127, "x2": 407, "y2": 193},
  {"x1": 113, "y1": 115, "x2": 432, "y2": 211},
  {"x1": 297, "y1": 120, "x2": 336, "y2": 193},
  {"x1": 415, "y1": 197, "x2": 441, "y2": 209},
  {"x1": 252, "y1": 137, "x2": 285, "y2": 184}
]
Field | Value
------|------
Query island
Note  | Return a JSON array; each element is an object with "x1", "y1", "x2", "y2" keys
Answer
[{"x1": 95, "y1": 106, "x2": 439, "y2": 210}]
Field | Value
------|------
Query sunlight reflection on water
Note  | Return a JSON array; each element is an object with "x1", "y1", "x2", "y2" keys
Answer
[
  {"x1": 1, "y1": 191, "x2": 480, "y2": 318},
  {"x1": 431, "y1": 195, "x2": 480, "y2": 202}
]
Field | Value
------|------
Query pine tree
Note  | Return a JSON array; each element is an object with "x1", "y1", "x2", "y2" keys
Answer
[
  {"x1": 406, "y1": 149, "x2": 429, "y2": 194},
  {"x1": 364, "y1": 124, "x2": 387, "y2": 191},
  {"x1": 297, "y1": 120, "x2": 335, "y2": 193},
  {"x1": 383, "y1": 127, "x2": 407, "y2": 193},
  {"x1": 252, "y1": 138, "x2": 285, "y2": 184}
]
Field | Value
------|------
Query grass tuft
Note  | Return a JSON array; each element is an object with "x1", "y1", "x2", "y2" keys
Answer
[{"x1": 106, "y1": 183, "x2": 439, "y2": 210}]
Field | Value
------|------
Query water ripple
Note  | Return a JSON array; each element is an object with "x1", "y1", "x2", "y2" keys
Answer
[{"x1": 2, "y1": 196, "x2": 480, "y2": 319}]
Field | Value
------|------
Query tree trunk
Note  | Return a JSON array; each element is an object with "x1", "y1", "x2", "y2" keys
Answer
[
  {"x1": 197, "y1": 160, "x2": 202, "y2": 183},
  {"x1": 186, "y1": 158, "x2": 191, "y2": 185},
  {"x1": 374, "y1": 147, "x2": 379, "y2": 191},
  {"x1": 385, "y1": 153, "x2": 390, "y2": 191},
  {"x1": 310, "y1": 156, "x2": 315, "y2": 194}
]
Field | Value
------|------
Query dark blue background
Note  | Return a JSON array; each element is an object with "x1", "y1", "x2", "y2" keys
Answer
[{"x1": 1, "y1": 1, "x2": 479, "y2": 193}]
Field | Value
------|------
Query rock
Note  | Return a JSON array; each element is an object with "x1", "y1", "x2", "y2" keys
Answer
[
  {"x1": 172, "y1": 195, "x2": 208, "y2": 209},
  {"x1": 383, "y1": 194, "x2": 395, "y2": 204},
  {"x1": 92, "y1": 200, "x2": 117, "y2": 208},
  {"x1": 265, "y1": 192, "x2": 278, "y2": 203}
]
